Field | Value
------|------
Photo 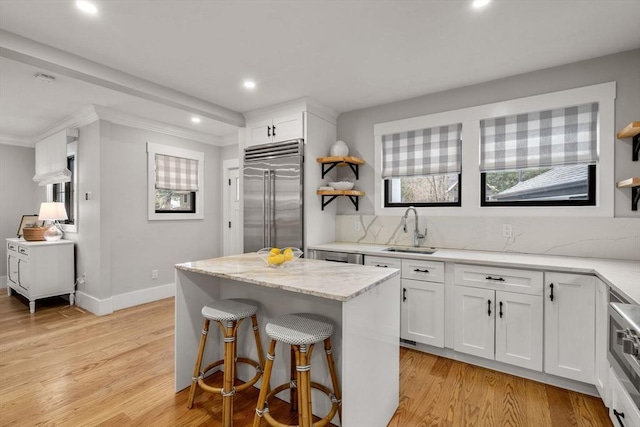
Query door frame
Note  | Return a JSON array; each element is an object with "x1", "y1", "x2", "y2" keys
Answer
[{"x1": 222, "y1": 158, "x2": 240, "y2": 256}]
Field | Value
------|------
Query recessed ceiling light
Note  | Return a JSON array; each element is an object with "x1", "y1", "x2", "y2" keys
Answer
[
  {"x1": 243, "y1": 80, "x2": 256, "y2": 89},
  {"x1": 191, "y1": 117, "x2": 201, "y2": 124},
  {"x1": 76, "y1": 1, "x2": 98, "y2": 15},
  {"x1": 472, "y1": 0, "x2": 491, "y2": 9}
]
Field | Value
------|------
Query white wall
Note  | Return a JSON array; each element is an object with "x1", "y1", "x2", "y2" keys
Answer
[{"x1": 0, "y1": 144, "x2": 44, "y2": 278}]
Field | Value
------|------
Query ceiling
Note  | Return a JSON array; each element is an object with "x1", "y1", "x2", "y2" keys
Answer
[{"x1": 0, "y1": 0, "x2": 639, "y2": 145}]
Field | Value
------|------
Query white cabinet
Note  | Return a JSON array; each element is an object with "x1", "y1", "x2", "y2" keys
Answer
[
  {"x1": 609, "y1": 366, "x2": 640, "y2": 427},
  {"x1": 365, "y1": 256, "x2": 444, "y2": 348},
  {"x1": 247, "y1": 113, "x2": 303, "y2": 146},
  {"x1": 6, "y1": 238, "x2": 75, "y2": 313},
  {"x1": 595, "y1": 278, "x2": 610, "y2": 405},
  {"x1": 544, "y1": 272, "x2": 596, "y2": 384},
  {"x1": 453, "y1": 264, "x2": 543, "y2": 371}
]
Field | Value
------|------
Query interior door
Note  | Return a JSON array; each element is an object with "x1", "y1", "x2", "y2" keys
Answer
[
  {"x1": 243, "y1": 160, "x2": 268, "y2": 252},
  {"x1": 269, "y1": 155, "x2": 303, "y2": 250},
  {"x1": 224, "y1": 167, "x2": 240, "y2": 256}
]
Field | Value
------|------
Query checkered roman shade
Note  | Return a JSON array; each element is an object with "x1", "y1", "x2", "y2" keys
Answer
[
  {"x1": 480, "y1": 102, "x2": 598, "y2": 172},
  {"x1": 381, "y1": 123, "x2": 462, "y2": 179},
  {"x1": 155, "y1": 154, "x2": 199, "y2": 191}
]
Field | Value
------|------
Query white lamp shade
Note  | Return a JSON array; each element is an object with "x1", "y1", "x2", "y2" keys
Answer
[{"x1": 38, "y1": 202, "x2": 68, "y2": 221}]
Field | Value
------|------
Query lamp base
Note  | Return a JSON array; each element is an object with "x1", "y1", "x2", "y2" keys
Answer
[{"x1": 43, "y1": 224, "x2": 63, "y2": 242}]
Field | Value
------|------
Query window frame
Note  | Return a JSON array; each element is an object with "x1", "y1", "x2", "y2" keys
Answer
[
  {"x1": 47, "y1": 140, "x2": 78, "y2": 233},
  {"x1": 147, "y1": 142, "x2": 204, "y2": 220},
  {"x1": 480, "y1": 164, "x2": 596, "y2": 207},
  {"x1": 373, "y1": 82, "x2": 616, "y2": 218},
  {"x1": 383, "y1": 174, "x2": 462, "y2": 208}
]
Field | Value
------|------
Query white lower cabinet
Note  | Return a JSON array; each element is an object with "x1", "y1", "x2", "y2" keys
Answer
[
  {"x1": 402, "y1": 278, "x2": 444, "y2": 347},
  {"x1": 609, "y1": 367, "x2": 640, "y2": 427},
  {"x1": 595, "y1": 278, "x2": 610, "y2": 405},
  {"x1": 544, "y1": 272, "x2": 596, "y2": 384},
  {"x1": 453, "y1": 264, "x2": 544, "y2": 371},
  {"x1": 453, "y1": 286, "x2": 543, "y2": 371}
]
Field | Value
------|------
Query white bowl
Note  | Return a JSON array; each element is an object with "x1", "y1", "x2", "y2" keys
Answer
[{"x1": 329, "y1": 181, "x2": 354, "y2": 190}]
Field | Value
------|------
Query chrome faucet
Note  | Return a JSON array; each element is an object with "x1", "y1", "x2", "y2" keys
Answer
[{"x1": 402, "y1": 206, "x2": 426, "y2": 247}]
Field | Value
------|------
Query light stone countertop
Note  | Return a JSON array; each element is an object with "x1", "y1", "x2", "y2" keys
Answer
[
  {"x1": 308, "y1": 242, "x2": 640, "y2": 304},
  {"x1": 175, "y1": 253, "x2": 399, "y2": 302}
]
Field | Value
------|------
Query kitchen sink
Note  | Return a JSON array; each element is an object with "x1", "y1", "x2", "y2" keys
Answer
[{"x1": 382, "y1": 247, "x2": 438, "y2": 255}]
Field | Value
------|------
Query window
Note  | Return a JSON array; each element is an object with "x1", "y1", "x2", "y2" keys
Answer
[
  {"x1": 382, "y1": 123, "x2": 462, "y2": 207},
  {"x1": 53, "y1": 154, "x2": 75, "y2": 223},
  {"x1": 147, "y1": 143, "x2": 204, "y2": 220},
  {"x1": 480, "y1": 103, "x2": 598, "y2": 207}
]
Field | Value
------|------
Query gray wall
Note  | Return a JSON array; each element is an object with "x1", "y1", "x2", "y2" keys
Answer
[
  {"x1": 336, "y1": 49, "x2": 640, "y2": 217},
  {"x1": 0, "y1": 144, "x2": 43, "y2": 277}
]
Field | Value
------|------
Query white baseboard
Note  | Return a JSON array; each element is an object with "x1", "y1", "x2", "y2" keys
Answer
[
  {"x1": 76, "y1": 283, "x2": 175, "y2": 316},
  {"x1": 112, "y1": 282, "x2": 175, "y2": 311}
]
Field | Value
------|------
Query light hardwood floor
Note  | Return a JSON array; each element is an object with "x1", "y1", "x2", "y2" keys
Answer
[{"x1": 0, "y1": 294, "x2": 611, "y2": 426}]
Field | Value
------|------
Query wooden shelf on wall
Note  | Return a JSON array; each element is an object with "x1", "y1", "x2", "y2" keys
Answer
[
  {"x1": 317, "y1": 156, "x2": 365, "y2": 179},
  {"x1": 316, "y1": 189, "x2": 365, "y2": 211},
  {"x1": 616, "y1": 177, "x2": 640, "y2": 188},
  {"x1": 616, "y1": 121, "x2": 640, "y2": 139}
]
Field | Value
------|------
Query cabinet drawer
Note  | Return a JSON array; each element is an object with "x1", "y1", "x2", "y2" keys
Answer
[
  {"x1": 609, "y1": 367, "x2": 640, "y2": 427},
  {"x1": 402, "y1": 259, "x2": 444, "y2": 283},
  {"x1": 454, "y1": 264, "x2": 543, "y2": 295},
  {"x1": 365, "y1": 255, "x2": 401, "y2": 270},
  {"x1": 7, "y1": 242, "x2": 17, "y2": 252},
  {"x1": 18, "y1": 246, "x2": 29, "y2": 256}
]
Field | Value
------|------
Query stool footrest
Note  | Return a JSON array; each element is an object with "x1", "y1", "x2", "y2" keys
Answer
[
  {"x1": 197, "y1": 357, "x2": 263, "y2": 394},
  {"x1": 262, "y1": 381, "x2": 340, "y2": 427}
]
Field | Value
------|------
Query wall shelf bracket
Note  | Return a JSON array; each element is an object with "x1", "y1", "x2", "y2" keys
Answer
[
  {"x1": 633, "y1": 133, "x2": 639, "y2": 161},
  {"x1": 320, "y1": 194, "x2": 339, "y2": 210},
  {"x1": 632, "y1": 187, "x2": 639, "y2": 211}
]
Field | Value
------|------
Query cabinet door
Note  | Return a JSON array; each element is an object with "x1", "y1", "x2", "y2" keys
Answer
[
  {"x1": 7, "y1": 254, "x2": 19, "y2": 286},
  {"x1": 495, "y1": 291, "x2": 543, "y2": 371},
  {"x1": 271, "y1": 113, "x2": 303, "y2": 143},
  {"x1": 401, "y1": 279, "x2": 444, "y2": 347},
  {"x1": 595, "y1": 278, "x2": 610, "y2": 405},
  {"x1": 247, "y1": 118, "x2": 273, "y2": 147},
  {"x1": 17, "y1": 258, "x2": 29, "y2": 291},
  {"x1": 453, "y1": 286, "x2": 494, "y2": 360},
  {"x1": 544, "y1": 272, "x2": 596, "y2": 384}
]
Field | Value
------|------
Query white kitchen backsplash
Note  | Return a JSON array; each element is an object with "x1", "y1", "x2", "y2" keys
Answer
[{"x1": 335, "y1": 215, "x2": 640, "y2": 261}]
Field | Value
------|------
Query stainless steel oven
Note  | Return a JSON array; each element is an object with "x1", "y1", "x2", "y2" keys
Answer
[{"x1": 608, "y1": 294, "x2": 640, "y2": 412}]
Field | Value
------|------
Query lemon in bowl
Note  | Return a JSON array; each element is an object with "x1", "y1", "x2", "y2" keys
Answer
[{"x1": 258, "y1": 247, "x2": 303, "y2": 267}]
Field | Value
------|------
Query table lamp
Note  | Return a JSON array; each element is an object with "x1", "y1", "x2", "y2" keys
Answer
[{"x1": 38, "y1": 202, "x2": 68, "y2": 241}]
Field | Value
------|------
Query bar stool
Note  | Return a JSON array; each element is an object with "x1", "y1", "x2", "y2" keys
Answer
[
  {"x1": 253, "y1": 313, "x2": 342, "y2": 427},
  {"x1": 187, "y1": 298, "x2": 266, "y2": 427}
]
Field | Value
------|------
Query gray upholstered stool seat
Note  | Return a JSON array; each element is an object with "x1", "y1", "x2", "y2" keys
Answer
[
  {"x1": 265, "y1": 313, "x2": 334, "y2": 345},
  {"x1": 187, "y1": 298, "x2": 266, "y2": 427},
  {"x1": 254, "y1": 313, "x2": 341, "y2": 427},
  {"x1": 201, "y1": 298, "x2": 259, "y2": 322}
]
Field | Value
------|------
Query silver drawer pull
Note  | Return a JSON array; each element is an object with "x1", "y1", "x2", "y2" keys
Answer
[
  {"x1": 414, "y1": 268, "x2": 430, "y2": 273},
  {"x1": 19, "y1": 248, "x2": 27, "y2": 254},
  {"x1": 485, "y1": 276, "x2": 505, "y2": 282}
]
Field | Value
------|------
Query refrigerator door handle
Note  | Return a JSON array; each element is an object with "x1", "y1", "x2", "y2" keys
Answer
[
  {"x1": 263, "y1": 170, "x2": 269, "y2": 248},
  {"x1": 269, "y1": 169, "x2": 276, "y2": 247}
]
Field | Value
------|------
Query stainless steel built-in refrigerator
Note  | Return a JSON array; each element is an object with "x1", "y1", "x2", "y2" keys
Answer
[{"x1": 243, "y1": 139, "x2": 304, "y2": 253}]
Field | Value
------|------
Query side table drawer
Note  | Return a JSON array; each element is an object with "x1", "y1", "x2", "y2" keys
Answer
[
  {"x1": 7, "y1": 242, "x2": 17, "y2": 252},
  {"x1": 18, "y1": 246, "x2": 29, "y2": 256}
]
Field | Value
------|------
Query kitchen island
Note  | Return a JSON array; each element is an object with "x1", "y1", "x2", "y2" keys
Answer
[{"x1": 175, "y1": 253, "x2": 401, "y2": 427}]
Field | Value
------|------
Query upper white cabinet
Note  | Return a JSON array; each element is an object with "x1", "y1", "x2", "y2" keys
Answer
[
  {"x1": 247, "y1": 112, "x2": 303, "y2": 147},
  {"x1": 453, "y1": 264, "x2": 543, "y2": 371},
  {"x1": 544, "y1": 272, "x2": 596, "y2": 384}
]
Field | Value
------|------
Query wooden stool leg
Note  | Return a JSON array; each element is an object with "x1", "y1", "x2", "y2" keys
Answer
[
  {"x1": 187, "y1": 319, "x2": 210, "y2": 409},
  {"x1": 222, "y1": 320, "x2": 237, "y2": 427},
  {"x1": 297, "y1": 344, "x2": 314, "y2": 427},
  {"x1": 250, "y1": 314, "x2": 266, "y2": 371},
  {"x1": 290, "y1": 347, "x2": 298, "y2": 413},
  {"x1": 253, "y1": 339, "x2": 277, "y2": 427},
  {"x1": 324, "y1": 338, "x2": 342, "y2": 423}
]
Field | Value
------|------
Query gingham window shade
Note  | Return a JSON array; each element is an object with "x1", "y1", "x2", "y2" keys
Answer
[
  {"x1": 382, "y1": 123, "x2": 462, "y2": 179},
  {"x1": 155, "y1": 154, "x2": 199, "y2": 191},
  {"x1": 480, "y1": 102, "x2": 598, "y2": 172}
]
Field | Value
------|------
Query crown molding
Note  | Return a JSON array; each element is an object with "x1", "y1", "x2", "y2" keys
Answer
[
  {"x1": 243, "y1": 97, "x2": 338, "y2": 125},
  {"x1": 0, "y1": 134, "x2": 33, "y2": 147}
]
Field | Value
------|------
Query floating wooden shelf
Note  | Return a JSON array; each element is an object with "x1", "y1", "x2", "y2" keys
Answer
[
  {"x1": 617, "y1": 121, "x2": 640, "y2": 161},
  {"x1": 616, "y1": 177, "x2": 640, "y2": 211},
  {"x1": 316, "y1": 189, "x2": 365, "y2": 211},
  {"x1": 317, "y1": 156, "x2": 365, "y2": 179}
]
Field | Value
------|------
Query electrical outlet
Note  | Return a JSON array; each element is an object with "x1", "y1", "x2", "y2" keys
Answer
[
  {"x1": 502, "y1": 224, "x2": 513, "y2": 238},
  {"x1": 77, "y1": 273, "x2": 87, "y2": 285},
  {"x1": 354, "y1": 220, "x2": 361, "y2": 231},
  {"x1": 152, "y1": 269, "x2": 159, "y2": 279}
]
